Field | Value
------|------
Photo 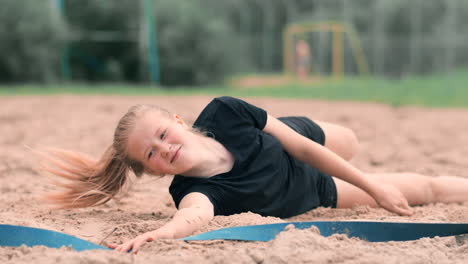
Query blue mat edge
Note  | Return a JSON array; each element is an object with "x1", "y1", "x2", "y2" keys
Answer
[
  {"x1": 0, "y1": 224, "x2": 110, "y2": 252},
  {"x1": 2, "y1": 221, "x2": 468, "y2": 251},
  {"x1": 182, "y1": 221, "x2": 468, "y2": 242}
]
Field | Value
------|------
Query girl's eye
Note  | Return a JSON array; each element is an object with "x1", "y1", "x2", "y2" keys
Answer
[
  {"x1": 160, "y1": 129, "x2": 167, "y2": 140},
  {"x1": 148, "y1": 150, "x2": 154, "y2": 159}
]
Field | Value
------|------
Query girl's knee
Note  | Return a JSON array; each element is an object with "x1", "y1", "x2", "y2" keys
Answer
[
  {"x1": 343, "y1": 127, "x2": 359, "y2": 160},
  {"x1": 332, "y1": 125, "x2": 359, "y2": 160},
  {"x1": 319, "y1": 121, "x2": 360, "y2": 161}
]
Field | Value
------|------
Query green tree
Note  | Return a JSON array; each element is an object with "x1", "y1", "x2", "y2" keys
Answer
[
  {"x1": 0, "y1": 1, "x2": 65, "y2": 83},
  {"x1": 154, "y1": 0, "x2": 242, "y2": 85}
]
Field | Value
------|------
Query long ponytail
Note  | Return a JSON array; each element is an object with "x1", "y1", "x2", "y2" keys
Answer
[
  {"x1": 40, "y1": 146, "x2": 131, "y2": 208},
  {"x1": 41, "y1": 104, "x2": 168, "y2": 209}
]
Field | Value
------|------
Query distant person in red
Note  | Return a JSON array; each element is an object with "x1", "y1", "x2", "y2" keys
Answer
[{"x1": 295, "y1": 39, "x2": 311, "y2": 80}]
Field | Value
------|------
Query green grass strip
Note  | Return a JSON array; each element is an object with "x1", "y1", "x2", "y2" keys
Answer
[{"x1": 1, "y1": 70, "x2": 468, "y2": 108}]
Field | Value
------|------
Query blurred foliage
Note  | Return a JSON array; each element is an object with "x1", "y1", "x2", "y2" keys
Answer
[
  {"x1": 155, "y1": 0, "x2": 243, "y2": 85},
  {"x1": 64, "y1": 0, "x2": 140, "y2": 82},
  {"x1": 1, "y1": 0, "x2": 468, "y2": 85},
  {"x1": 61, "y1": 0, "x2": 243, "y2": 86},
  {"x1": 302, "y1": 0, "x2": 468, "y2": 76},
  {"x1": 0, "y1": 0, "x2": 66, "y2": 83}
]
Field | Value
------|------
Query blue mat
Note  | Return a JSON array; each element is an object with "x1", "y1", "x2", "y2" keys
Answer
[
  {"x1": 0, "y1": 224, "x2": 110, "y2": 252},
  {"x1": 183, "y1": 221, "x2": 468, "y2": 242},
  {"x1": 2, "y1": 221, "x2": 468, "y2": 251}
]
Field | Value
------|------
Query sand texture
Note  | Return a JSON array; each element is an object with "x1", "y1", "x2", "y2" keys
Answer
[{"x1": 1, "y1": 95, "x2": 468, "y2": 263}]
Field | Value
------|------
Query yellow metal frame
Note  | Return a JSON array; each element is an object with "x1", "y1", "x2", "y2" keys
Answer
[{"x1": 283, "y1": 21, "x2": 369, "y2": 78}]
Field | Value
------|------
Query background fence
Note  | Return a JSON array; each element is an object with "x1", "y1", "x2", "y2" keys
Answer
[{"x1": 1, "y1": 0, "x2": 467, "y2": 85}]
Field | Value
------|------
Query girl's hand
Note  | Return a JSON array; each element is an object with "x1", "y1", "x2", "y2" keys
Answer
[
  {"x1": 107, "y1": 229, "x2": 173, "y2": 254},
  {"x1": 107, "y1": 193, "x2": 214, "y2": 254},
  {"x1": 371, "y1": 183, "x2": 413, "y2": 216}
]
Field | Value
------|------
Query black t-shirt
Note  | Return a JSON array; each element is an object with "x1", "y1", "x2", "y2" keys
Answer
[{"x1": 169, "y1": 96, "x2": 334, "y2": 218}]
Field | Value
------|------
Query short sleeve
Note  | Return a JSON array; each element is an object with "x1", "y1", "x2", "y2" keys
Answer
[
  {"x1": 194, "y1": 96, "x2": 268, "y2": 131},
  {"x1": 214, "y1": 96, "x2": 268, "y2": 129},
  {"x1": 169, "y1": 176, "x2": 227, "y2": 215}
]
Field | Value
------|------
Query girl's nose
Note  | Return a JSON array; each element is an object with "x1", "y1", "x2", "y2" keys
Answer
[{"x1": 158, "y1": 142, "x2": 172, "y2": 157}]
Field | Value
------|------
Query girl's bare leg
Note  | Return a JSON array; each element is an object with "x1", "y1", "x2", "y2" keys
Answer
[
  {"x1": 316, "y1": 121, "x2": 359, "y2": 161},
  {"x1": 334, "y1": 173, "x2": 468, "y2": 209},
  {"x1": 317, "y1": 121, "x2": 468, "y2": 208}
]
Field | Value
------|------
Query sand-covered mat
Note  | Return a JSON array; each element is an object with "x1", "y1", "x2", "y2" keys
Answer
[{"x1": 1, "y1": 95, "x2": 468, "y2": 263}]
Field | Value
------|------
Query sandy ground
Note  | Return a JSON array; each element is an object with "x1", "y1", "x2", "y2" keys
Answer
[{"x1": 1, "y1": 95, "x2": 468, "y2": 263}]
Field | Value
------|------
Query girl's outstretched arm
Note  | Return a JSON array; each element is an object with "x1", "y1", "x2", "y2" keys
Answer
[
  {"x1": 109, "y1": 192, "x2": 214, "y2": 254},
  {"x1": 263, "y1": 114, "x2": 412, "y2": 216}
]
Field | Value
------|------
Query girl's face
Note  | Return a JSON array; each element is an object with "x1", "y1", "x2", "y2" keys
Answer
[{"x1": 126, "y1": 111, "x2": 197, "y2": 176}]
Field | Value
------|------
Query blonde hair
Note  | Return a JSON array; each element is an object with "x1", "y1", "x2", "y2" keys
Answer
[{"x1": 41, "y1": 104, "x2": 171, "y2": 209}]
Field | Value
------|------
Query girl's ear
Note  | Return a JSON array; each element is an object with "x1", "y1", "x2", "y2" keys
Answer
[{"x1": 173, "y1": 114, "x2": 188, "y2": 128}]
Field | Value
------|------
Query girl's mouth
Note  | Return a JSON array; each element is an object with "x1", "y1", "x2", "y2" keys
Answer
[{"x1": 171, "y1": 146, "x2": 181, "y2": 163}]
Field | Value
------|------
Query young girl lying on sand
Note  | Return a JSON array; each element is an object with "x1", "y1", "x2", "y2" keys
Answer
[{"x1": 42, "y1": 96, "x2": 468, "y2": 253}]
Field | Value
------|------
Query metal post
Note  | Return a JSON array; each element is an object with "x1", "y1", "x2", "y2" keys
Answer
[
  {"x1": 259, "y1": 0, "x2": 275, "y2": 72},
  {"x1": 341, "y1": 0, "x2": 351, "y2": 74},
  {"x1": 281, "y1": 0, "x2": 298, "y2": 75},
  {"x1": 55, "y1": 0, "x2": 71, "y2": 81},
  {"x1": 372, "y1": 0, "x2": 386, "y2": 76},
  {"x1": 409, "y1": 0, "x2": 423, "y2": 75},
  {"x1": 332, "y1": 26, "x2": 344, "y2": 79},
  {"x1": 316, "y1": 0, "x2": 328, "y2": 75},
  {"x1": 445, "y1": 0, "x2": 458, "y2": 73},
  {"x1": 143, "y1": 0, "x2": 160, "y2": 84}
]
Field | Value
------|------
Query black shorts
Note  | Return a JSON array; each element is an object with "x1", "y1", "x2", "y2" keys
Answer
[{"x1": 278, "y1": 116, "x2": 338, "y2": 208}]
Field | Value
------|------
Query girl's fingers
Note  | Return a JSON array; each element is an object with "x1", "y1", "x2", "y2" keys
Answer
[
  {"x1": 110, "y1": 233, "x2": 155, "y2": 254},
  {"x1": 132, "y1": 235, "x2": 153, "y2": 253},
  {"x1": 401, "y1": 208, "x2": 413, "y2": 216},
  {"x1": 113, "y1": 241, "x2": 134, "y2": 253},
  {"x1": 401, "y1": 199, "x2": 412, "y2": 215},
  {"x1": 122, "y1": 242, "x2": 135, "y2": 253},
  {"x1": 393, "y1": 204, "x2": 412, "y2": 216},
  {"x1": 116, "y1": 245, "x2": 125, "y2": 252},
  {"x1": 132, "y1": 240, "x2": 145, "y2": 254}
]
